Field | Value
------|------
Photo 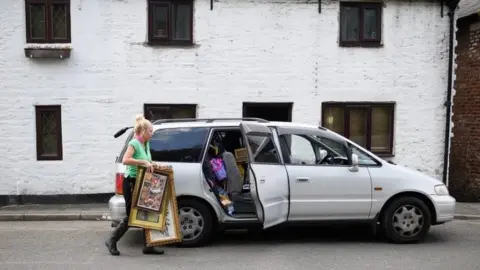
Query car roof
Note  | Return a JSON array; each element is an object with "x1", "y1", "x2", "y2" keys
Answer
[
  {"x1": 151, "y1": 120, "x2": 323, "y2": 129},
  {"x1": 151, "y1": 120, "x2": 334, "y2": 136}
]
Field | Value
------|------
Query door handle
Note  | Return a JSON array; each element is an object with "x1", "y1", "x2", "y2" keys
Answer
[
  {"x1": 296, "y1": 177, "x2": 310, "y2": 183},
  {"x1": 259, "y1": 179, "x2": 266, "y2": 183}
]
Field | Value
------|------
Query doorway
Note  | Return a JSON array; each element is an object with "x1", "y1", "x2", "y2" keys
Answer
[{"x1": 242, "y1": 102, "x2": 293, "y2": 122}]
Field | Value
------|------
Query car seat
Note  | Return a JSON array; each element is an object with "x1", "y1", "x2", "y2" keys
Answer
[{"x1": 221, "y1": 151, "x2": 243, "y2": 195}]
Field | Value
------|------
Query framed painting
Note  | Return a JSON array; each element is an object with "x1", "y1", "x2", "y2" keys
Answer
[
  {"x1": 128, "y1": 166, "x2": 173, "y2": 231},
  {"x1": 136, "y1": 171, "x2": 168, "y2": 212},
  {"x1": 145, "y1": 168, "x2": 182, "y2": 247}
]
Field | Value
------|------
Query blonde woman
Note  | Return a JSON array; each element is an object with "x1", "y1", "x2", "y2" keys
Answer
[{"x1": 105, "y1": 114, "x2": 165, "y2": 256}]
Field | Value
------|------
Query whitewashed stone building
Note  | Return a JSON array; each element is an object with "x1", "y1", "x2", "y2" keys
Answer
[{"x1": 0, "y1": 0, "x2": 459, "y2": 200}]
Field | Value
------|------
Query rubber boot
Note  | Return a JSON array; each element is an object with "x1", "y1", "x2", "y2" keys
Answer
[{"x1": 105, "y1": 219, "x2": 129, "y2": 256}]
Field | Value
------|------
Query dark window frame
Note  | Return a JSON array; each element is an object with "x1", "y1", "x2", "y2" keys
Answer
[
  {"x1": 25, "y1": 0, "x2": 71, "y2": 44},
  {"x1": 147, "y1": 0, "x2": 194, "y2": 46},
  {"x1": 35, "y1": 105, "x2": 63, "y2": 161},
  {"x1": 321, "y1": 102, "x2": 394, "y2": 156},
  {"x1": 143, "y1": 103, "x2": 197, "y2": 122},
  {"x1": 339, "y1": 2, "x2": 382, "y2": 47}
]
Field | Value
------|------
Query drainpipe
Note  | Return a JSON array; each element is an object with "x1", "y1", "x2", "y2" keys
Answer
[{"x1": 442, "y1": 0, "x2": 460, "y2": 185}]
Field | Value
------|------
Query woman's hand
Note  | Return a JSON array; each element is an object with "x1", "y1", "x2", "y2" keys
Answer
[{"x1": 143, "y1": 160, "x2": 154, "y2": 173}]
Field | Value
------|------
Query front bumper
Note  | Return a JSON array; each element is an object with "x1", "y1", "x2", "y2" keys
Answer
[{"x1": 431, "y1": 194, "x2": 456, "y2": 224}]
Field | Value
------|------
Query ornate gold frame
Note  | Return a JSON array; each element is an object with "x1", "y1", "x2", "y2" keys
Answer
[
  {"x1": 128, "y1": 166, "x2": 173, "y2": 231},
  {"x1": 145, "y1": 164, "x2": 182, "y2": 247}
]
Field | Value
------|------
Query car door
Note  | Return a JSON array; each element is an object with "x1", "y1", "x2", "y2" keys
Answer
[
  {"x1": 276, "y1": 126, "x2": 373, "y2": 221},
  {"x1": 239, "y1": 122, "x2": 289, "y2": 229}
]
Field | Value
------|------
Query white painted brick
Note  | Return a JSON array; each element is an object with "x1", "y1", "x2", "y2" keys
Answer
[{"x1": 0, "y1": 0, "x2": 452, "y2": 195}]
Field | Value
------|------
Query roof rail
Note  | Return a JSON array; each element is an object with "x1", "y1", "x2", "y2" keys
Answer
[{"x1": 152, "y1": 117, "x2": 269, "y2": 125}]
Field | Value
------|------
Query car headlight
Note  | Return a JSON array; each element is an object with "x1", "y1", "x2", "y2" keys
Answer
[{"x1": 434, "y1": 184, "x2": 449, "y2": 196}]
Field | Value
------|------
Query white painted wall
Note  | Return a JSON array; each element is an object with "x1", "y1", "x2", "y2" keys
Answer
[{"x1": 0, "y1": 0, "x2": 451, "y2": 195}]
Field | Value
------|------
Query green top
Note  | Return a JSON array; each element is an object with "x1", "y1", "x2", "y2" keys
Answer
[{"x1": 124, "y1": 138, "x2": 152, "y2": 178}]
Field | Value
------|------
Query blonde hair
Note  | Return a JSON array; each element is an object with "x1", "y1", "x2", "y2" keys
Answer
[{"x1": 134, "y1": 114, "x2": 152, "y2": 136}]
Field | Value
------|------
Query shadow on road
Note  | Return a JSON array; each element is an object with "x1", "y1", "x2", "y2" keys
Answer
[
  {"x1": 213, "y1": 224, "x2": 380, "y2": 246},
  {"x1": 124, "y1": 223, "x2": 450, "y2": 247}
]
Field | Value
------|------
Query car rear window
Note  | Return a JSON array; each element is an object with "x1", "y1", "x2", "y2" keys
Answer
[{"x1": 150, "y1": 127, "x2": 210, "y2": 163}]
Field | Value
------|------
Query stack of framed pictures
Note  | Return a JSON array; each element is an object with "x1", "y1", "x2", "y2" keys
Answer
[{"x1": 128, "y1": 164, "x2": 182, "y2": 247}]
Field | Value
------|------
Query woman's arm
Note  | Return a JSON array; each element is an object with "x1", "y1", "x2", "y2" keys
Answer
[{"x1": 122, "y1": 145, "x2": 148, "y2": 166}]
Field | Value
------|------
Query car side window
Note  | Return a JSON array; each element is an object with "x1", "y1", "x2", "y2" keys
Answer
[
  {"x1": 317, "y1": 137, "x2": 348, "y2": 157},
  {"x1": 316, "y1": 133, "x2": 378, "y2": 166},
  {"x1": 150, "y1": 127, "x2": 210, "y2": 163},
  {"x1": 245, "y1": 135, "x2": 281, "y2": 164},
  {"x1": 350, "y1": 146, "x2": 378, "y2": 166},
  {"x1": 280, "y1": 134, "x2": 316, "y2": 165}
]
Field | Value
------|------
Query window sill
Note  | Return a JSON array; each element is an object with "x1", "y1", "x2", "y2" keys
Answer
[
  {"x1": 36, "y1": 155, "x2": 63, "y2": 161},
  {"x1": 146, "y1": 41, "x2": 197, "y2": 48},
  {"x1": 374, "y1": 153, "x2": 395, "y2": 158},
  {"x1": 24, "y1": 44, "x2": 72, "y2": 59},
  {"x1": 339, "y1": 42, "x2": 383, "y2": 48}
]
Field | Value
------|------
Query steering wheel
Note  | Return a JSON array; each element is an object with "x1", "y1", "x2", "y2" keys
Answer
[{"x1": 317, "y1": 155, "x2": 334, "y2": 165}]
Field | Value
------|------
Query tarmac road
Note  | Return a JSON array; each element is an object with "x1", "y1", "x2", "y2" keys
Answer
[{"x1": 0, "y1": 220, "x2": 479, "y2": 270}]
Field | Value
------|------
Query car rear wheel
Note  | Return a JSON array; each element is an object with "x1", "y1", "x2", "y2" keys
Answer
[
  {"x1": 176, "y1": 198, "x2": 214, "y2": 247},
  {"x1": 381, "y1": 196, "x2": 432, "y2": 244}
]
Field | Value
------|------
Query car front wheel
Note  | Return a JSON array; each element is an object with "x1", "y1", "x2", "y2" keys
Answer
[
  {"x1": 381, "y1": 196, "x2": 432, "y2": 244},
  {"x1": 176, "y1": 198, "x2": 214, "y2": 247}
]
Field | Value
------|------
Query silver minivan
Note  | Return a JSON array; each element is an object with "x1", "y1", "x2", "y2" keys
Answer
[{"x1": 109, "y1": 118, "x2": 456, "y2": 247}]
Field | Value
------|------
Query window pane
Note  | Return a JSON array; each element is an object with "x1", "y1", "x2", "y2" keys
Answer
[
  {"x1": 283, "y1": 135, "x2": 316, "y2": 165},
  {"x1": 246, "y1": 135, "x2": 280, "y2": 164},
  {"x1": 170, "y1": 105, "x2": 196, "y2": 118},
  {"x1": 39, "y1": 110, "x2": 59, "y2": 155},
  {"x1": 150, "y1": 127, "x2": 209, "y2": 162},
  {"x1": 144, "y1": 105, "x2": 196, "y2": 121},
  {"x1": 363, "y1": 8, "x2": 378, "y2": 40},
  {"x1": 145, "y1": 106, "x2": 169, "y2": 120},
  {"x1": 349, "y1": 108, "x2": 368, "y2": 148},
  {"x1": 371, "y1": 107, "x2": 392, "y2": 152},
  {"x1": 51, "y1": 4, "x2": 68, "y2": 39},
  {"x1": 340, "y1": 6, "x2": 359, "y2": 41},
  {"x1": 153, "y1": 5, "x2": 168, "y2": 38},
  {"x1": 323, "y1": 106, "x2": 344, "y2": 135},
  {"x1": 29, "y1": 4, "x2": 46, "y2": 39},
  {"x1": 172, "y1": 4, "x2": 191, "y2": 40}
]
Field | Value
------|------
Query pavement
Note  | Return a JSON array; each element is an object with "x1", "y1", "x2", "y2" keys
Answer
[
  {"x1": 0, "y1": 203, "x2": 111, "y2": 221},
  {"x1": 0, "y1": 202, "x2": 479, "y2": 221},
  {"x1": 1, "y1": 220, "x2": 480, "y2": 270}
]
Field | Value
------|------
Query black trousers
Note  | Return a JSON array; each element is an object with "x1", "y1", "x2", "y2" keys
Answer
[
  {"x1": 122, "y1": 176, "x2": 149, "y2": 247},
  {"x1": 123, "y1": 176, "x2": 136, "y2": 220}
]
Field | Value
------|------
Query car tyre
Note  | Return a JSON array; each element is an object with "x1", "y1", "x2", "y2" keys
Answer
[
  {"x1": 381, "y1": 196, "x2": 432, "y2": 244},
  {"x1": 176, "y1": 198, "x2": 215, "y2": 248}
]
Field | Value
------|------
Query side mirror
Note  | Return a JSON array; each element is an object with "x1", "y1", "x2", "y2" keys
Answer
[
  {"x1": 349, "y1": 153, "x2": 359, "y2": 172},
  {"x1": 319, "y1": 149, "x2": 328, "y2": 161}
]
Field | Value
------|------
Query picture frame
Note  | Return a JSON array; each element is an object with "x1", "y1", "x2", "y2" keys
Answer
[
  {"x1": 128, "y1": 166, "x2": 173, "y2": 231},
  {"x1": 234, "y1": 147, "x2": 248, "y2": 162},
  {"x1": 145, "y1": 166, "x2": 182, "y2": 247},
  {"x1": 135, "y1": 171, "x2": 168, "y2": 212}
]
